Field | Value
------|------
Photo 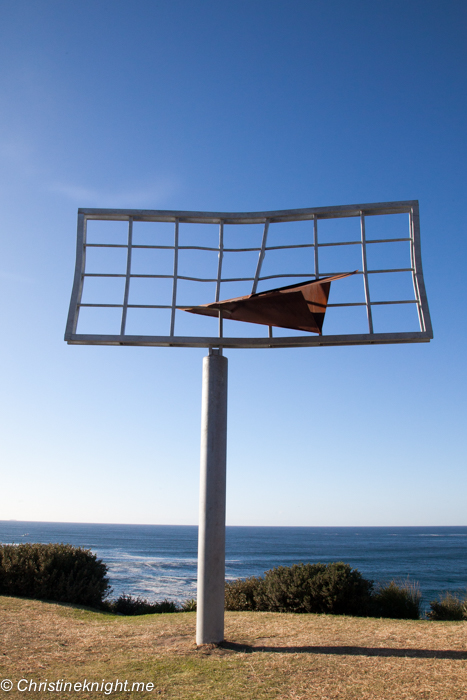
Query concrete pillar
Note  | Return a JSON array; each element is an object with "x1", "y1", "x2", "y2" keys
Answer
[{"x1": 196, "y1": 349, "x2": 228, "y2": 645}]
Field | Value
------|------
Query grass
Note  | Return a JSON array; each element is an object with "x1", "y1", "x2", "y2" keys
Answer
[{"x1": 1, "y1": 596, "x2": 467, "y2": 699}]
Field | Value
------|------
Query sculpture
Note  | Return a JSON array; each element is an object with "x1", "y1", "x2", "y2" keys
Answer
[{"x1": 184, "y1": 272, "x2": 355, "y2": 334}]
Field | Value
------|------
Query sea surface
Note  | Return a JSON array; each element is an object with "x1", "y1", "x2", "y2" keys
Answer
[{"x1": 1, "y1": 522, "x2": 466, "y2": 612}]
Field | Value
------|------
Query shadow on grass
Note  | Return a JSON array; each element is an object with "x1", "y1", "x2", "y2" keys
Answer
[{"x1": 220, "y1": 642, "x2": 467, "y2": 660}]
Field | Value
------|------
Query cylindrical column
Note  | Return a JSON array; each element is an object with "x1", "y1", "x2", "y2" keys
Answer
[{"x1": 196, "y1": 349, "x2": 228, "y2": 645}]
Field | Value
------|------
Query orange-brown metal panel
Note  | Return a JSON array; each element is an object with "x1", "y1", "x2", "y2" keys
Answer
[{"x1": 183, "y1": 272, "x2": 355, "y2": 334}]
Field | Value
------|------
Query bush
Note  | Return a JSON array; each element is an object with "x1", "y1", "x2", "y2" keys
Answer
[
  {"x1": 427, "y1": 592, "x2": 467, "y2": 621},
  {"x1": 106, "y1": 594, "x2": 177, "y2": 615},
  {"x1": 225, "y1": 576, "x2": 266, "y2": 611},
  {"x1": 262, "y1": 562, "x2": 373, "y2": 615},
  {"x1": 0, "y1": 543, "x2": 110, "y2": 608},
  {"x1": 225, "y1": 562, "x2": 373, "y2": 616},
  {"x1": 371, "y1": 579, "x2": 421, "y2": 620},
  {"x1": 181, "y1": 598, "x2": 197, "y2": 612}
]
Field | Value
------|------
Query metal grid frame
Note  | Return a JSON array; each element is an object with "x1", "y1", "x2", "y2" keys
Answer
[{"x1": 65, "y1": 200, "x2": 432, "y2": 348}]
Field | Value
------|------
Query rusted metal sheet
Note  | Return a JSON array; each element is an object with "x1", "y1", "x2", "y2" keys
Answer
[{"x1": 183, "y1": 272, "x2": 356, "y2": 334}]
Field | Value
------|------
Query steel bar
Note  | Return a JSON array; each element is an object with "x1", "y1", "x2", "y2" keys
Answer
[
  {"x1": 410, "y1": 201, "x2": 433, "y2": 338},
  {"x1": 78, "y1": 299, "x2": 418, "y2": 310},
  {"x1": 360, "y1": 213, "x2": 374, "y2": 334},
  {"x1": 251, "y1": 220, "x2": 270, "y2": 294},
  {"x1": 409, "y1": 208, "x2": 425, "y2": 332},
  {"x1": 217, "y1": 225, "x2": 224, "y2": 337},
  {"x1": 170, "y1": 220, "x2": 179, "y2": 337},
  {"x1": 313, "y1": 215, "x2": 319, "y2": 279},
  {"x1": 120, "y1": 218, "x2": 133, "y2": 335},
  {"x1": 66, "y1": 330, "x2": 432, "y2": 348},
  {"x1": 65, "y1": 212, "x2": 87, "y2": 337},
  {"x1": 77, "y1": 199, "x2": 419, "y2": 224},
  {"x1": 81, "y1": 268, "x2": 414, "y2": 280},
  {"x1": 215, "y1": 223, "x2": 224, "y2": 302}
]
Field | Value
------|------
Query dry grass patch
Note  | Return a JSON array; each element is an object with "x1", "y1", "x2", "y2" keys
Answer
[{"x1": 1, "y1": 596, "x2": 467, "y2": 699}]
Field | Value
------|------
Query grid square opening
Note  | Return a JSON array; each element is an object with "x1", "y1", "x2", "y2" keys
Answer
[
  {"x1": 327, "y1": 272, "x2": 366, "y2": 305},
  {"x1": 368, "y1": 271, "x2": 415, "y2": 303},
  {"x1": 86, "y1": 220, "x2": 129, "y2": 245},
  {"x1": 371, "y1": 303, "x2": 421, "y2": 333},
  {"x1": 317, "y1": 216, "x2": 361, "y2": 244},
  {"x1": 124, "y1": 308, "x2": 172, "y2": 336},
  {"x1": 81, "y1": 276, "x2": 126, "y2": 305},
  {"x1": 128, "y1": 277, "x2": 173, "y2": 307},
  {"x1": 178, "y1": 248, "x2": 219, "y2": 280},
  {"x1": 322, "y1": 305, "x2": 370, "y2": 336},
  {"x1": 366, "y1": 240, "x2": 412, "y2": 271},
  {"x1": 218, "y1": 279, "x2": 254, "y2": 299},
  {"x1": 131, "y1": 247, "x2": 174, "y2": 276},
  {"x1": 221, "y1": 250, "x2": 259, "y2": 281},
  {"x1": 85, "y1": 246, "x2": 128, "y2": 275},
  {"x1": 176, "y1": 279, "x2": 217, "y2": 307},
  {"x1": 266, "y1": 220, "x2": 314, "y2": 247},
  {"x1": 174, "y1": 308, "x2": 218, "y2": 337},
  {"x1": 178, "y1": 223, "x2": 219, "y2": 249},
  {"x1": 132, "y1": 221, "x2": 175, "y2": 247},
  {"x1": 317, "y1": 242, "x2": 362, "y2": 277},
  {"x1": 77, "y1": 306, "x2": 123, "y2": 335},
  {"x1": 365, "y1": 213, "x2": 409, "y2": 241},
  {"x1": 260, "y1": 246, "x2": 315, "y2": 281},
  {"x1": 223, "y1": 223, "x2": 263, "y2": 251}
]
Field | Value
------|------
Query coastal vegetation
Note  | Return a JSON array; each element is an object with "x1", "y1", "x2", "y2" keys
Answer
[
  {"x1": 0, "y1": 543, "x2": 110, "y2": 608},
  {"x1": 427, "y1": 592, "x2": 467, "y2": 621},
  {"x1": 105, "y1": 595, "x2": 178, "y2": 615},
  {"x1": 225, "y1": 564, "x2": 433, "y2": 620},
  {"x1": 1, "y1": 543, "x2": 466, "y2": 621},
  {"x1": 224, "y1": 562, "x2": 373, "y2": 615}
]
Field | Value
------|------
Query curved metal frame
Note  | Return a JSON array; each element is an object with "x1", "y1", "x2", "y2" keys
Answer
[{"x1": 65, "y1": 200, "x2": 432, "y2": 348}]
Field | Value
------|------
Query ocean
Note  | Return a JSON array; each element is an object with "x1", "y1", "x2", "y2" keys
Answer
[{"x1": 1, "y1": 522, "x2": 466, "y2": 612}]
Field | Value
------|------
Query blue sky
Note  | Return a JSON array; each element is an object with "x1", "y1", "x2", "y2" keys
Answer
[{"x1": 0, "y1": 0, "x2": 466, "y2": 526}]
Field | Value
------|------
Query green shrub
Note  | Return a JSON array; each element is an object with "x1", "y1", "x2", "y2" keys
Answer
[
  {"x1": 262, "y1": 562, "x2": 373, "y2": 615},
  {"x1": 107, "y1": 594, "x2": 177, "y2": 615},
  {"x1": 371, "y1": 579, "x2": 421, "y2": 619},
  {"x1": 427, "y1": 592, "x2": 467, "y2": 621},
  {"x1": 0, "y1": 543, "x2": 110, "y2": 608},
  {"x1": 181, "y1": 598, "x2": 197, "y2": 612},
  {"x1": 225, "y1": 576, "x2": 266, "y2": 611},
  {"x1": 225, "y1": 562, "x2": 373, "y2": 615}
]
